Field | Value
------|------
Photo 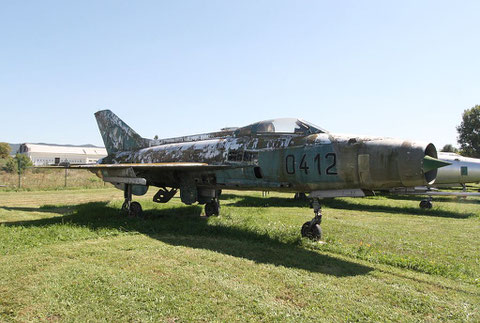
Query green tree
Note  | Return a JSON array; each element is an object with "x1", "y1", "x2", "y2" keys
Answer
[
  {"x1": 440, "y1": 144, "x2": 458, "y2": 153},
  {"x1": 457, "y1": 105, "x2": 480, "y2": 157},
  {"x1": 4, "y1": 154, "x2": 32, "y2": 174},
  {"x1": 0, "y1": 142, "x2": 11, "y2": 158},
  {"x1": 4, "y1": 157, "x2": 16, "y2": 173}
]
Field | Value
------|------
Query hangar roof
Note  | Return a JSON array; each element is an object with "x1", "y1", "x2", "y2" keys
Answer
[{"x1": 19, "y1": 143, "x2": 107, "y2": 156}]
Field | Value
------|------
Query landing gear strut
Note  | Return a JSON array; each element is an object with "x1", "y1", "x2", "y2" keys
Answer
[
  {"x1": 122, "y1": 184, "x2": 143, "y2": 217},
  {"x1": 301, "y1": 198, "x2": 323, "y2": 241},
  {"x1": 153, "y1": 187, "x2": 177, "y2": 203},
  {"x1": 205, "y1": 198, "x2": 220, "y2": 217},
  {"x1": 419, "y1": 196, "x2": 433, "y2": 209}
]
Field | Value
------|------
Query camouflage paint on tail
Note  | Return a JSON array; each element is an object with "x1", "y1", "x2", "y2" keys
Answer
[{"x1": 95, "y1": 110, "x2": 151, "y2": 154}]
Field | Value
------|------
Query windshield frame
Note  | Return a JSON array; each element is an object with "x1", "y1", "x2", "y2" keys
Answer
[{"x1": 234, "y1": 118, "x2": 327, "y2": 136}]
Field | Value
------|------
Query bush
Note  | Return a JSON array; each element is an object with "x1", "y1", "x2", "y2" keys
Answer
[
  {"x1": 0, "y1": 142, "x2": 10, "y2": 159},
  {"x1": 3, "y1": 157, "x2": 17, "y2": 173},
  {"x1": 3, "y1": 154, "x2": 33, "y2": 174}
]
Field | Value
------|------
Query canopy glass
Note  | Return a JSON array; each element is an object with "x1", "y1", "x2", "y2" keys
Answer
[{"x1": 235, "y1": 118, "x2": 326, "y2": 136}]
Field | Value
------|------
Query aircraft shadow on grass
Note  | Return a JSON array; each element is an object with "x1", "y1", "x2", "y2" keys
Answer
[
  {"x1": 323, "y1": 199, "x2": 477, "y2": 219},
  {"x1": 378, "y1": 193, "x2": 480, "y2": 205},
  {"x1": 0, "y1": 205, "x2": 74, "y2": 215},
  {"x1": 2, "y1": 202, "x2": 372, "y2": 277},
  {"x1": 223, "y1": 195, "x2": 477, "y2": 219}
]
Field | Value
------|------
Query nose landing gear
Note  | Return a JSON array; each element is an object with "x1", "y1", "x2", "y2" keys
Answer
[{"x1": 301, "y1": 198, "x2": 323, "y2": 241}]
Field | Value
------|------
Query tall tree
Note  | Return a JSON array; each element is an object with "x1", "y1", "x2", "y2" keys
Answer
[
  {"x1": 0, "y1": 142, "x2": 11, "y2": 158},
  {"x1": 457, "y1": 105, "x2": 480, "y2": 157}
]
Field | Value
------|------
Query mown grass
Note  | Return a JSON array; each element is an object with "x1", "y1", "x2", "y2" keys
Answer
[{"x1": 0, "y1": 188, "x2": 479, "y2": 321}]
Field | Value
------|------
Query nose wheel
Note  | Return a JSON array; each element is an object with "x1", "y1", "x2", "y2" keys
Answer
[
  {"x1": 122, "y1": 184, "x2": 143, "y2": 217},
  {"x1": 419, "y1": 196, "x2": 433, "y2": 209},
  {"x1": 301, "y1": 198, "x2": 323, "y2": 241},
  {"x1": 301, "y1": 222, "x2": 322, "y2": 240}
]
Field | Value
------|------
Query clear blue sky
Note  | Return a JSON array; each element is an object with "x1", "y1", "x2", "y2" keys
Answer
[{"x1": 1, "y1": 1, "x2": 479, "y2": 149}]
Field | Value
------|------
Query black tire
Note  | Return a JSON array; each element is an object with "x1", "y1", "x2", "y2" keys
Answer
[
  {"x1": 129, "y1": 201, "x2": 143, "y2": 217},
  {"x1": 121, "y1": 201, "x2": 129, "y2": 215},
  {"x1": 301, "y1": 222, "x2": 310, "y2": 237},
  {"x1": 420, "y1": 200, "x2": 433, "y2": 209},
  {"x1": 301, "y1": 221, "x2": 322, "y2": 241},
  {"x1": 205, "y1": 200, "x2": 220, "y2": 217}
]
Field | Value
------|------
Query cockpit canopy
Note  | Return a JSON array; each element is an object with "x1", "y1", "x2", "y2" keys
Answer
[{"x1": 235, "y1": 118, "x2": 327, "y2": 136}]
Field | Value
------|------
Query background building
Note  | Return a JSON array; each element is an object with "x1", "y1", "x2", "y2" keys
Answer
[{"x1": 18, "y1": 143, "x2": 107, "y2": 166}]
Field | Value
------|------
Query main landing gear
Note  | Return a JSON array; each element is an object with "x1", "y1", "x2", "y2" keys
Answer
[
  {"x1": 122, "y1": 184, "x2": 143, "y2": 217},
  {"x1": 204, "y1": 198, "x2": 220, "y2": 217},
  {"x1": 301, "y1": 198, "x2": 323, "y2": 241}
]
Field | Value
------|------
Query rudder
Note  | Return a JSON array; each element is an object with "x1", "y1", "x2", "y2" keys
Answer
[{"x1": 95, "y1": 110, "x2": 151, "y2": 154}]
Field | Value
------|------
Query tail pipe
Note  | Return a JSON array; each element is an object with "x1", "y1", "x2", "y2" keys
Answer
[{"x1": 398, "y1": 143, "x2": 450, "y2": 187}]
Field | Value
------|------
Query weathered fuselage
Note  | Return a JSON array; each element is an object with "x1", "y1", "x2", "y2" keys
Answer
[
  {"x1": 100, "y1": 132, "x2": 437, "y2": 194},
  {"x1": 90, "y1": 110, "x2": 450, "y2": 207}
]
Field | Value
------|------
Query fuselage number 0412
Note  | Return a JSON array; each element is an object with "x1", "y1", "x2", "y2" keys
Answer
[{"x1": 285, "y1": 153, "x2": 337, "y2": 175}]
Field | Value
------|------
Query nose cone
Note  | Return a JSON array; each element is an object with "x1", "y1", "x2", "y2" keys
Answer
[{"x1": 423, "y1": 155, "x2": 451, "y2": 173}]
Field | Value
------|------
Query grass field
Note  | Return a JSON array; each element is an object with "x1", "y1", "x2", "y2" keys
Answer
[
  {"x1": 0, "y1": 188, "x2": 479, "y2": 321},
  {"x1": 0, "y1": 169, "x2": 111, "y2": 191}
]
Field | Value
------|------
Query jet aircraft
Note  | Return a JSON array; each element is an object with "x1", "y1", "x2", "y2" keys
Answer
[
  {"x1": 435, "y1": 152, "x2": 480, "y2": 187},
  {"x1": 65, "y1": 110, "x2": 450, "y2": 240},
  {"x1": 390, "y1": 152, "x2": 480, "y2": 208}
]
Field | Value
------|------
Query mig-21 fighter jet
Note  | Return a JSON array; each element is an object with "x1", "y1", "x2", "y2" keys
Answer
[{"x1": 64, "y1": 110, "x2": 450, "y2": 240}]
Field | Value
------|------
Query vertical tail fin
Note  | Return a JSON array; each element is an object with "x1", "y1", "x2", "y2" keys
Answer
[{"x1": 95, "y1": 110, "x2": 151, "y2": 154}]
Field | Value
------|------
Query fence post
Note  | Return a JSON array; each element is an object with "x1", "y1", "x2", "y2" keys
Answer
[{"x1": 17, "y1": 157, "x2": 21, "y2": 189}]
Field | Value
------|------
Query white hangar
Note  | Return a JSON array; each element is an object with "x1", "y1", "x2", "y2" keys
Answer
[{"x1": 18, "y1": 143, "x2": 107, "y2": 166}]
